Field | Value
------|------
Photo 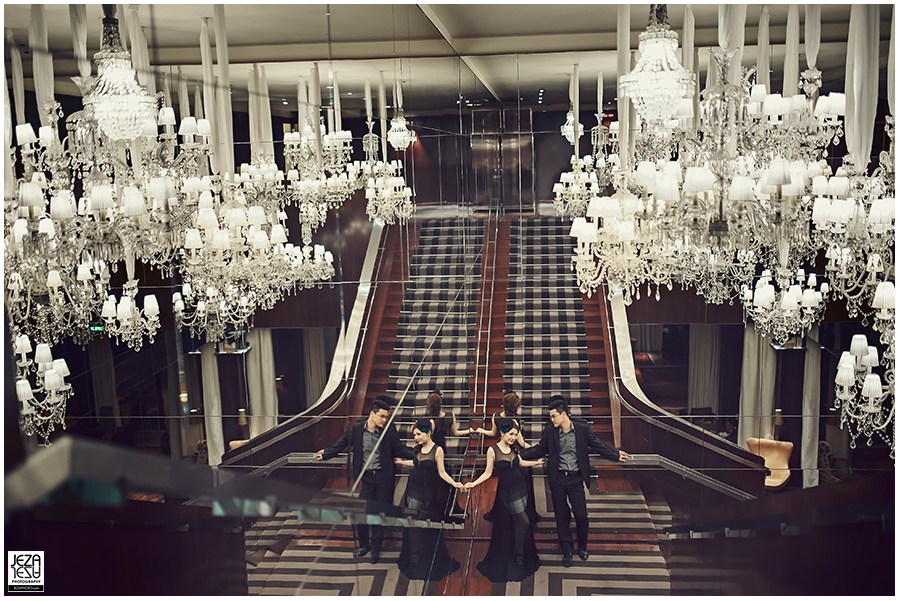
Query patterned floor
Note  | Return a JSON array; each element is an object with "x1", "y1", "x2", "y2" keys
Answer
[{"x1": 244, "y1": 479, "x2": 672, "y2": 595}]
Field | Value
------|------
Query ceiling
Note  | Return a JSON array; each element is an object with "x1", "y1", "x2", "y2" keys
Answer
[{"x1": 3, "y1": 4, "x2": 894, "y2": 118}]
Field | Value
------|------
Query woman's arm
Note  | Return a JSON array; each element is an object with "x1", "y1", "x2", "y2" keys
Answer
[
  {"x1": 474, "y1": 414, "x2": 498, "y2": 437},
  {"x1": 450, "y1": 413, "x2": 471, "y2": 436},
  {"x1": 464, "y1": 447, "x2": 495, "y2": 489},
  {"x1": 517, "y1": 432, "x2": 528, "y2": 448},
  {"x1": 394, "y1": 457, "x2": 414, "y2": 467},
  {"x1": 519, "y1": 456, "x2": 544, "y2": 468},
  {"x1": 435, "y1": 446, "x2": 462, "y2": 488}
]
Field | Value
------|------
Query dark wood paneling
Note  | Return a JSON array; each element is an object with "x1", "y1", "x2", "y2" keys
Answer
[{"x1": 625, "y1": 285, "x2": 744, "y2": 324}]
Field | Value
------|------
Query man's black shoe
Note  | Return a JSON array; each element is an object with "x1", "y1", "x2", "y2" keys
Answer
[
  {"x1": 370, "y1": 550, "x2": 380, "y2": 564},
  {"x1": 353, "y1": 546, "x2": 370, "y2": 558},
  {"x1": 579, "y1": 549, "x2": 589, "y2": 561},
  {"x1": 562, "y1": 551, "x2": 573, "y2": 568}
]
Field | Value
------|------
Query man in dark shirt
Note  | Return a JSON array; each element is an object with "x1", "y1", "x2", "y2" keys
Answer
[
  {"x1": 315, "y1": 396, "x2": 413, "y2": 563},
  {"x1": 521, "y1": 395, "x2": 629, "y2": 567}
]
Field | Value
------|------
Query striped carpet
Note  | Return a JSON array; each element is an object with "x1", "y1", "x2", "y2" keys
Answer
[{"x1": 506, "y1": 217, "x2": 591, "y2": 440}]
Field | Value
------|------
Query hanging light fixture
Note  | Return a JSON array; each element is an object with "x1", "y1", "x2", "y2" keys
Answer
[
  {"x1": 13, "y1": 335, "x2": 72, "y2": 446},
  {"x1": 387, "y1": 76, "x2": 415, "y2": 151},
  {"x1": 619, "y1": 4, "x2": 695, "y2": 126},
  {"x1": 81, "y1": 4, "x2": 157, "y2": 142}
]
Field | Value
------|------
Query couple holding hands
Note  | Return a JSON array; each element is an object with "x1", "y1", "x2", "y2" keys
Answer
[{"x1": 315, "y1": 394, "x2": 628, "y2": 583}]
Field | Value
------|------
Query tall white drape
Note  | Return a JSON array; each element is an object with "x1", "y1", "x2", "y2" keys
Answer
[
  {"x1": 125, "y1": 5, "x2": 155, "y2": 95},
  {"x1": 688, "y1": 324, "x2": 721, "y2": 412},
  {"x1": 199, "y1": 18, "x2": 219, "y2": 174},
  {"x1": 757, "y1": 6, "x2": 771, "y2": 91},
  {"x1": 718, "y1": 4, "x2": 746, "y2": 85},
  {"x1": 69, "y1": 5, "x2": 91, "y2": 79},
  {"x1": 88, "y1": 338, "x2": 123, "y2": 429},
  {"x1": 213, "y1": 4, "x2": 234, "y2": 175},
  {"x1": 246, "y1": 328, "x2": 278, "y2": 438},
  {"x1": 3, "y1": 57, "x2": 14, "y2": 199},
  {"x1": 783, "y1": 5, "x2": 800, "y2": 97},
  {"x1": 304, "y1": 329, "x2": 328, "y2": 408},
  {"x1": 248, "y1": 65, "x2": 260, "y2": 160},
  {"x1": 201, "y1": 343, "x2": 225, "y2": 467},
  {"x1": 116, "y1": 4, "x2": 128, "y2": 51},
  {"x1": 737, "y1": 324, "x2": 777, "y2": 450},
  {"x1": 177, "y1": 67, "x2": 191, "y2": 121},
  {"x1": 616, "y1": 4, "x2": 631, "y2": 171},
  {"x1": 29, "y1": 5, "x2": 54, "y2": 126},
  {"x1": 259, "y1": 65, "x2": 275, "y2": 160},
  {"x1": 889, "y1": 5, "x2": 895, "y2": 117},
  {"x1": 7, "y1": 30, "x2": 25, "y2": 126},
  {"x1": 805, "y1": 5, "x2": 821, "y2": 71},
  {"x1": 297, "y1": 76, "x2": 308, "y2": 133},
  {"x1": 802, "y1": 326, "x2": 821, "y2": 488},
  {"x1": 845, "y1": 4, "x2": 881, "y2": 172},
  {"x1": 378, "y1": 72, "x2": 388, "y2": 160},
  {"x1": 682, "y1": 5, "x2": 695, "y2": 72}
]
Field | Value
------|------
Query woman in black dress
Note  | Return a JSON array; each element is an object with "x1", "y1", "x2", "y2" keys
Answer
[
  {"x1": 426, "y1": 390, "x2": 471, "y2": 515},
  {"x1": 465, "y1": 418, "x2": 543, "y2": 582},
  {"x1": 472, "y1": 390, "x2": 541, "y2": 525},
  {"x1": 394, "y1": 418, "x2": 462, "y2": 581}
]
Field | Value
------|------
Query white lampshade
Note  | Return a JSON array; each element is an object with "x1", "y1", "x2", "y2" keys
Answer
[
  {"x1": 158, "y1": 106, "x2": 176, "y2": 126},
  {"x1": 52, "y1": 358, "x2": 70, "y2": 378},
  {"x1": 16, "y1": 123, "x2": 38, "y2": 146},
  {"x1": 764, "y1": 158, "x2": 793, "y2": 187},
  {"x1": 46, "y1": 270, "x2": 63, "y2": 289},
  {"x1": 849, "y1": 334, "x2": 869, "y2": 357},
  {"x1": 178, "y1": 116, "x2": 199, "y2": 136},
  {"x1": 143, "y1": 294, "x2": 159, "y2": 316},
  {"x1": 253, "y1": 230, "x2": 270, "y2": 249},
  {"x1": 862, "y1": 346, "x2": 879, "y2": 368},
  {"x1": 197, "y1": 119, "x2": 212, "y2": 136},
  {"x1": 616, "y1": 220, "x2": 635, "y2": 241},
  {"x1": 196, "y1": 207, "x2": 218, "y2": 230},
  {"x1": 829, "y1": 92, "x2": 846, "y2": 116},
  {"x1": 38, "y1": 218, "x2": 56, "y2": 238},
  {"x1": 270, "y1": 224, "x2": 288, "y2": 244},
  {"x1": 116, "y1": 296, "x2": 134, "y2": 321},
  {"x1": 49, "y1": 191, "x2": 76, "y2": 219},
  {"x1": 749, "y1": 84, "x2": 768, "y2": 103},
  {"x1": 34, "y1": 343, "x2": 53, "y2": 365},
  {"x1": 141, "y1": 117, "x2": 159, "y2": 137},
  {"x1": 44, "y1": 369, "x2": 62, "y2": 391},
  {"x1": 101, "y1": 297, "x2": 117, "y2": 319},
  {"x1": 634, "y1": 162, "x2": 657, "y2": 188},
  {"x1": 834, "y1": 364, "x2": 855, "y2": 387},
  {"x1": 122, "y1": 187, "x2": 147, "y2": 217},
  {"x1": 654, "y1": 175, "x2": 681, "y2": 202},
  {"x1": 247, "y1": 206, "x2": 266, "y2": 225},
  {"x1": 14, "y1": 334, "x2": 32, "y2": 355},
  {"x1": 728, "y1": 176, "x2": 756, "y2": 201},
  {"x1": 211, "y1": 229, "x2": 231, "y2": 251},
  {"x1": 90, "y1": 185, "x2": 115, "y2": 211},
  {"x1": 18, "y1": 182, "x2": 44, "y2": 207},
  {"x1": 16, "y1": 379, "x2": 35, "y2": 403},
  {"x1": 872, "y1": 281, "x2": 895, "y2": 310},
  {"x1": 184, "y1": 228, "x2": 203, "y2": 250},
  {"x1": 861, "y1": 374, "x2": 883, "y2": 402},
  {"x1": 683, "y1": 167, "x2": 715, "y2": 194}
]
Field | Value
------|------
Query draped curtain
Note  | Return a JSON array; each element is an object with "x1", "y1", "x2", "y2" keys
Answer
[
  {"x1": 629, "y1": 324, "x2": 663, "y2": 353},
  {"x1": 125, "y1": 5, "x2": 155, "y2": 95},
  {"x1": 4, "y1": 57, "x2": 14, "y2": 199},
  {"x1": 688, "y1": 324, "x2": 721, "y2": 413},
  {"x1": 783, "y1": 5, "x2": 800, "y2": 96},
  {"x1": 616, "y1": 5, "x2": 631, "y2": 172},
  {"x1": 801, "y1": 326, "x2": 821, "y2": 488},
  {"x1": 757, "y1": 6, "x2": 771, "y2": 91},
  {"x1": 88, "y1": 338, "x2": 123, "y2": 429},
  {"x1": 29, "y1": 5, "x2": 54, "y2": 126},
  {"x1": 737, "y1": 325, "x2": 777, "y2": 450},
  {"x1": 246, "y1": 328, "x2": 279, "y2": 438},
  {"x1": 845, "y1": 4, "x2": 881, "y2": 172},
  {"x1": 213, "y1": 4, "x2": 234, "y2": 175},
  {"x1": 199, "y1": 17, "x2": 220, "y2": 174},
  {"x1": 303, "y1": 329, "x2": 328, "y2": 408},
  {"x1": 201, "y1": 343, "x2": 225, "y2": 467},
  {"x1": 69, "y1": 5, "x2": 90, "y2": 79}
]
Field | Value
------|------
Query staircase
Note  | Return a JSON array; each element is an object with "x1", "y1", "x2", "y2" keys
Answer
[{"x1": 505, "y1": 217, "x2": 600, "y2": 438}]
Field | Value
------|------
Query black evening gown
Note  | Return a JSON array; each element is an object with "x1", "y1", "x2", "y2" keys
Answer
[
  {"x1": 397, "y1": 444, "x2": 461, "y2": 581},
  {"x1": 476, "y1": 445, "x2": 541, "y2": 583},
  {"x1": 432, "y1": 414, "x2": 467, "y2": 515}
]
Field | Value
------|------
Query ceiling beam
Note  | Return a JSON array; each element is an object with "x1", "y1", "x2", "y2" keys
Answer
[{"x1": 417, "y1": 3, "x2": 503, "y2": 106}]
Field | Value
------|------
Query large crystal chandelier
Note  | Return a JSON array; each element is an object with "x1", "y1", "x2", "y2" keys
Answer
[
  {"x1": 81, "y1": 5, "x2": 157, "y2": 142},
  {"x1": 741, "y1": 268, "x2": 828, "y2": 344},
  {"x1": 13, "y1": 335, "x2": 73, "y2": 446},
  {"x1": 619, "y1": 4, "x2": 695, "y2": 126}
]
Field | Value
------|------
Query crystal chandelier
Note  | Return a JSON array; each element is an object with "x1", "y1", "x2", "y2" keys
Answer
[
  {"x1": 553, "y1": 155, "x2": 602, "y2": 218},
  {"x1": 99, "y1": 280, "x2": 160, "y2": 351},
  {"x1": 619, "y1": 4, "x2": 694, "y2": 126},
  {"x1": 13, "y1": 335, "x2": 73, "y2": 446},
  {"x1": 81, "y1": 4, "x2": 157, "y2": 142},
  {"x1": 835, "y1": 328, "x2": 895, "y2": 457},
  {"x1": 365, "y1": 160, "x2": 413, "y2": 225},
  {"x1": 561, "y1": 111, "x2": 584, "y2": 146},
  {"x1": 741, "y1": 268, "x2": 828, "y2": 344}
]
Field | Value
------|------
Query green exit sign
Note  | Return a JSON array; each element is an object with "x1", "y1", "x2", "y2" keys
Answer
[{"x1": 89, "y1": 325, "x2": 104, "y2": 332}]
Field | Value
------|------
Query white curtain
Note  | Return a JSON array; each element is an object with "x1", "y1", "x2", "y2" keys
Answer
[
  {"x1": 246, "y1": 328, "x2": 279, "y2": 438},
  {"x1": 717, "y1": 4, "x2": 746, "y2": 85},
  {"x1": 783, "y1": 5, "x2": 800, "y2": 97},
  {"x1": 201, "y1": 343, "x2": 225, "y2": 467},
  {"x1": 177, "y1": 67, "x2": 191, "y2": 121},
  {"x1": 259, "y1": 65, "x2": 275, "y2": 159},
  {"x1": 69, "y1": 5, "x2": 91, "y2": 79},
  {"x1": 3, "y1": 56, "x2": 14, "y2": 199},
  {"x1": 616, "y1": 4, "x2": 631, "y2": 172},
  {"x1": 88, "y1": 338, "x2": 123, "y2": 429},
  {"x1": 889, "y1": 5, "x2": 895, "y2": 117},
  {"x1": 682, "y1": 4, "x2": 694, "y2": 72},
  {"x1": 125, "y1": 5, "x2": 155, "y2": 95},
  {"x1": 213, "y1": 4, "x2": 234, "y2": 175},
  {"x1": 630, "y1": 324, "x2": 663, "y2": 353},
  {"x1": 199, "y1": 17, "x2": 220, "y2": 174},
  {"x1": 248, "y1": 64, "x2": 260, "y2": 160},
  {"x1": 304, "y1": 329, "x2": 328, "y2": 407},
  {"x1": 805, "y1": 5, "x2": 821, "y2": 72},
  {"x1": 688, "y1": 324, "x2": 721, "y2": 413},
  {"x1": 801, "y1": 326, "x2": 821, "y2": 488},
  {"x1": 7, "y1": 29, "x2": 25, "y2": 126},
  {"x1": 845, "y1": 4, "x2": 880, "y2": 172},
  {"x1": 737, "y1": 324, "x2": 777, "y2": 450},
  {"x1": 29, "y1": 5, "x2": 54, "y2": 127},
  {"x1": 757, "y1": 6, "x2": 771, "y2": 92}
]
